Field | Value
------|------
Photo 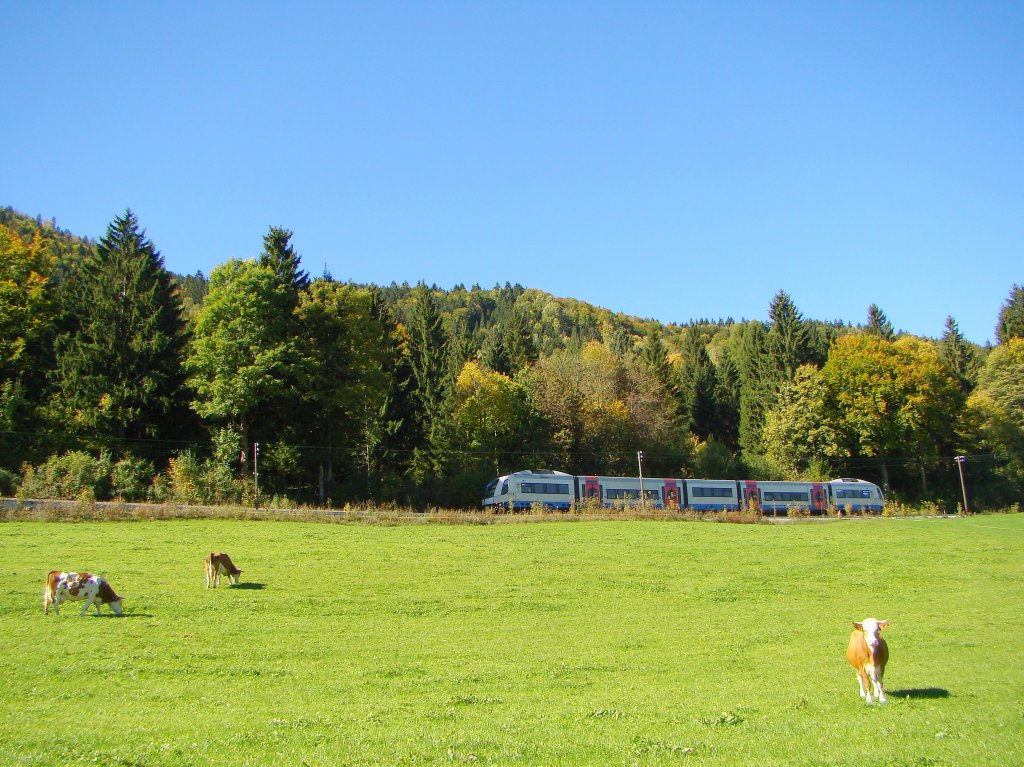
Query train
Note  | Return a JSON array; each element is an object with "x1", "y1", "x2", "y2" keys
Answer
[{"x1": 483, "y1": 469, "x2": 885, "y2": 515}]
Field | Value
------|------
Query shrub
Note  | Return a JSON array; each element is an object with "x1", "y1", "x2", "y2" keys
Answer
[
  {"x1": 111, "y1": 455, "x2": 156, "y2": 501},
  {"x1": 788, "y1": 504, "x2": 811, "y2": 518},
  {"x1": 17, "y1": 451, "x2": 113, "y2": 500},
  {"x1": 0, "y1": 467, "x2": 17, "y2": 496},
  {"x1": 166, "y1": 450, "x2": 243, "y2": 506}
]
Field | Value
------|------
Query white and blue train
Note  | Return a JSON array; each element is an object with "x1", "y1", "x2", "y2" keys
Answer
[{"x1": 483, "y1": 469, "x2": 885, "y2": 515}]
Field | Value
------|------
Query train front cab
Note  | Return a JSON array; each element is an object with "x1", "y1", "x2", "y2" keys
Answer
[
  {"x1": 483, "y1": 470, "x2": 574, "y2": 510},
  {"x1": 828, "y1": 479, "x2": 884, "y2": 514}
]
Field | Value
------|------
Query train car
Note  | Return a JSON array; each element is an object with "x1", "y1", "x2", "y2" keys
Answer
[
  {"x1": 483, "y1": 469, "x2": 574, "y2": 510},
  {"x1": 682, "y1": 479, "x2": 741, "y2": 511},
  {"x1": 827, "y1": 478, "x2": 885, "y2": 513},
  {"x1": 744, "y1": 480, "x2": 829, "y2": 515},
  {"x1": 577, "y1": 475, "x2": 684, "y2": 509}
]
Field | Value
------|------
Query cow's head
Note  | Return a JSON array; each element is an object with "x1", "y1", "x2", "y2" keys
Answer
[
  {"x1": 229, "y1": 570, "x2": 242, "y2": 585},
  {"x1": 853, "y1": 618, "x2": 888, "y2": 648}
]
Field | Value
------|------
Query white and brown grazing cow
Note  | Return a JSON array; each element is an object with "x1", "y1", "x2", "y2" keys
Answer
[
  {"x1": 43, "y1": 571, "x2": 124, "y2": 616},
  {"x1": 205, "y1": 552, "x2": 242, "y2": 588},
  {"x1": 847, "y1": 618, "x2": 889, "y2": 704}
]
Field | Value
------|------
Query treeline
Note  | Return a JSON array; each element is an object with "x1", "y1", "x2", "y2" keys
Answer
[{"x1": 3, "y1": 206, "x2": 1023, "y2": 510}]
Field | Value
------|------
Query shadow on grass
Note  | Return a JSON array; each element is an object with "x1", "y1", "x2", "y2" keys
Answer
[
  {"x1": 889, "y1": 688, "x2": 950, "y2": 699},
  {"x1": 231, "y1": 582, "x2": 266, "y2": 590}
]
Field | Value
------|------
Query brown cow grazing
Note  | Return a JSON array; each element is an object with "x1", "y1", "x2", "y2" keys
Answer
[
  {"x1": 847, "y1": 618, "x2": 889, "y2": 704},
  {"x1": 43, "y1": 571, "x2": 124, "y2": 616},
  {"x1": 205, "y1": 552, "x2": 242, "y2": 588}
]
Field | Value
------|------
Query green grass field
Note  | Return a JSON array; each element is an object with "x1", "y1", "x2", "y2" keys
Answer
[{"x1": 1, "y1": 515, "x2": 1022, "y2": 766}]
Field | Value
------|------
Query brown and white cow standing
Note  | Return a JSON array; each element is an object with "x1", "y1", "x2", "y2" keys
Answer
[
  {"x1": 847, "y1": 618, "x2": 889, "y2": 704},
  {"x1": 43, "y1": 571, "x2": 124, "y2": 616},
  {"x1": 205, "y1": 552, "x2": 242, "y2": 588}
]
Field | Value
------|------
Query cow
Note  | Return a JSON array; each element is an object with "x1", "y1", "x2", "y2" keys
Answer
[
  {"x1": 847, "y1": 618, "x2": 889, "y2": 704},
  {"x1": 43, "y1": 571, "x2": 124, "y2": 616},
  {"x1": 205, "y1": 552, "x2": 242, "y2": 588}
]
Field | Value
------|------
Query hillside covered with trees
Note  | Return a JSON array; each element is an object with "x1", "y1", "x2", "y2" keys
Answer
[{"x1": 3, "y1": 206, "x2": 1023, "y2": 509}]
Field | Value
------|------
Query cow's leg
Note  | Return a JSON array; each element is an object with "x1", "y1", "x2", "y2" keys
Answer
[
  {"x1": 79, "y1": 599, "x2": 92, "y2": 617},
  {"x1": 858, "y1": 669, "x2": 873, "y2": 704},
  {"x1": 871, "y1": 670, "x2": 887, "y2": 704}
]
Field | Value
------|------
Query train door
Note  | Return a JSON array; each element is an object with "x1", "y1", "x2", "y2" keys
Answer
[
  {"x1": 743, "y1": 480, "x2": 760, "y2": 512},
  {"x1": 810, "y1": 483, "x2": 826, "y2": 513},
  {"x1": 663, "y1": 480, "x2": 680, "y2": 508},
  {"x1": 582, "y1": 476, "x2": 602, "y2": 504}
]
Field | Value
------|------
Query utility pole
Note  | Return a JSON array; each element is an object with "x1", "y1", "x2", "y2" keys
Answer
[
  {"x1": 954, "y1": 455, "x2": 969, "y2": 515},
  {"x1": 253, "y1": 441, "x2": 260, "y2": 509},
  {"x1": 637, "y1": 450, "x2": 645, "y2": 510}
]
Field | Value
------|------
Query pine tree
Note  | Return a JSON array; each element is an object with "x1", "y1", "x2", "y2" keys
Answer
[{"x1": 50, "y1": 210, "x2": 188, "y2": 449}]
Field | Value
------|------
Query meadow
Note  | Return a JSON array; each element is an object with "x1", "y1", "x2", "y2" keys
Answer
[{"x1": 0, "y1": 514, "x2": 1021, "y2": 766}]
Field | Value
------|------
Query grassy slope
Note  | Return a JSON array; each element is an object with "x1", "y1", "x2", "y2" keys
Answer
[{"x1": 0, "y1": 516, "x2": 1021, "y2": 766}]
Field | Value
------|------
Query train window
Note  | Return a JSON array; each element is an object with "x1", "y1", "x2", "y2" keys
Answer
[
  {"x1": 606, "y1": 488, "x2": 639, "y2": 500},
  {"x1": 763, "y1": 491, "x2": 810, "y2": 503},
  {"x1": 606, "y1": 489, "x2": 662, "y2": 500},
  {"x1": 691, "y1": 486, "x2": 734, "y2": 498},
  {"x1": 520, "y1": 482, "x2": 570, "y2": 495},
  {"x1": 501, "y1": 480, "x2": 509, "y2": 495},
  {"x1": 837, "y1": 489, "x2": 871, "y2": 498}
]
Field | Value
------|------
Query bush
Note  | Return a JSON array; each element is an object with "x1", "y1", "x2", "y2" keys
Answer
[
  {"x1": 17, "y1": 451, "x2": 113, "y2": 500},
  {"x1": 0, "y1": 467, "x2": 17, "y2": 496},
  {"x1": 166, "y1": 449, "x2": 243, "y2": 506},
  {"x1": 111, "y1": 455, "x2": 156, "y2": 501}
]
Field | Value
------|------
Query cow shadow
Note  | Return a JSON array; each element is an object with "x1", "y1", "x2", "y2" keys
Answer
[
  {"x1": 888, "y1": 688, "x2": 950, "y2": 700},
  {"x1": 231, "y1": 582, "x2": 265, "y2": 590}
]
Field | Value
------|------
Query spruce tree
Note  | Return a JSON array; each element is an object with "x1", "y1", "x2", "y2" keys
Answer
[
  {"x1": 996, "y1": 284, "x2": 1024, "y2": 344},
  {"x1": 678, "y1": 327, "x2": 718, "y2": 440},
  {"x1": 50, "y1": 210, "x2": 187, "y2": 449},
  {"x1": 865, "y1": 304, "x2": 896, "y2": 341},
  {"x1": 713, "y1": 349, "x2": 742, "y2": 449},
  {"x1": 767, "y1": 290, "x2": 811, "y2": 381},
  {"x1": 407, "y1": 283, "x2": 450, "y2": 484},
  {"x1": 737, "y1": 321, "x2": 773, "y2": 458},
  {"x1": 939, "y1": 315, "x2": 977, "y2": 393},
  {"x1": 259, "y1": 226, "x2": 309, "y2": 304}
]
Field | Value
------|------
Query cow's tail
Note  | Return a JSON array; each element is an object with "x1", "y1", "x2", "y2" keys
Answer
[{"x1": 43, "y1": 571, "x2": 59, "y2": 614}]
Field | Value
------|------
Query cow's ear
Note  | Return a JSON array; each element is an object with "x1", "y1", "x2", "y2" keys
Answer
[
  {"x1": 878, "y1": 620, "x2": 889, "y2": 629},
  {"x1": 852, "y1": 622, "x2": 863, "y2": 630}
]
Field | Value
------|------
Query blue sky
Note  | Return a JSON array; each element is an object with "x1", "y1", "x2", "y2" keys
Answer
[{"x1": 4, "y1": 2, "x2": 1021, "y2": 345}]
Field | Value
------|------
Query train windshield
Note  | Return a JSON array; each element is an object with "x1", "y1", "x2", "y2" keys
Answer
[{"x1": 484, "y1": 478, "x2": 499, "y2": 498}]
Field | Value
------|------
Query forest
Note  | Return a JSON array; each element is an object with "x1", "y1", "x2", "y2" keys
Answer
[{"x1": 2, "y1": 206, "x2": 1023, "y2": 510}]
